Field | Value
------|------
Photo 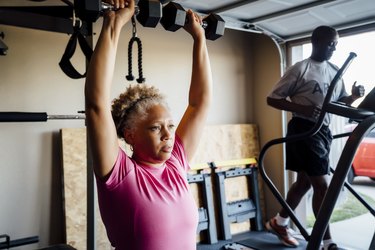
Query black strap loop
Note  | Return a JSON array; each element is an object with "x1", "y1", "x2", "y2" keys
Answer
[{"x1": 59, "y1": 26, "x2": 93, "y2": 79}]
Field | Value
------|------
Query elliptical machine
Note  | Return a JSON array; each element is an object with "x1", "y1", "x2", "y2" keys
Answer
[{"x1": 258, "y1": 52, "x2": 375, "y2": 250}]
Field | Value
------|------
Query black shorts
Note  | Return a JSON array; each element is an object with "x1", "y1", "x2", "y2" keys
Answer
[{"x1": 286, "y1": 117, "x2": 332, "y2": 176}]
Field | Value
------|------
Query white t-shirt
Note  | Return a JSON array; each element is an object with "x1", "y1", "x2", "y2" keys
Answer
[{"x1": 268, "y1": 58, "x2": 348, "y2": 125}]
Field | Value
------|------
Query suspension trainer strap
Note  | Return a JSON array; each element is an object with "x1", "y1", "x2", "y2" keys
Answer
[{"x1": 59, "y1": 26, "x2": 93, "y2": 79}]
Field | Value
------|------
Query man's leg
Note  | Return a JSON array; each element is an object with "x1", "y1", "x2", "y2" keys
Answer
[
  {"x1": 309, "y1": 175, "x2": 338, "y2": 249},
  {"x1": 279, "y1": 172, "x2": 312, "y2": 218},
  {"x1": 309, "y1": 175, "x2": 331, "y2": 239},
  {"x1": 266, "y1": 172, "x2": 312, "y2": 247}
]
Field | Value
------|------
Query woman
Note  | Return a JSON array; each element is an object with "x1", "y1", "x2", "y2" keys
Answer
[{"x1": 84, "y1": 0, "x2": 213, "y2": 249}]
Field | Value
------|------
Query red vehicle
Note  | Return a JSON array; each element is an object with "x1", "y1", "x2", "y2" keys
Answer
[{"x1": 345, "y1": 124, "x2": 375, "y2": 184}]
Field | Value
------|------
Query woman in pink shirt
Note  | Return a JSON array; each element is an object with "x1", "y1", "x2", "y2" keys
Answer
[{"x1": 84, "y1": 0, "x2": 213, "y2": 249}]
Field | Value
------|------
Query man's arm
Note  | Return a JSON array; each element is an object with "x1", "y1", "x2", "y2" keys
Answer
[
  {"x1": 176, "y1": 10, "x2": 213, "y2": 162},
  {"x1": 267, "y1": 97, "x2": 316, "y2": 117},
  {"x1": 84, "y1": 1, "x2": 135, "y2": 179}
]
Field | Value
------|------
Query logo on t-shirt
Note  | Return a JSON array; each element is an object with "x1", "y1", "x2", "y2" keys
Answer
[{"x1": 311, "y1": 81, "x2": 329, "y2": 95}]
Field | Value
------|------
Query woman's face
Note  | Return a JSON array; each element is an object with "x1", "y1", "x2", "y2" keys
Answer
[{"x1": 130, "y1": 104, "x2": 175, "y2": 166}]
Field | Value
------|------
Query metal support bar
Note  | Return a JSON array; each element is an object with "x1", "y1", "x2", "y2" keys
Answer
[
  {"x1": 0, "y1": 7, "x2": 76, "y2": 34},
  {"x1": 249, "y1": 167, "x2": 263, "y2": 231},
  {"x1": 84, "y1": 25, "x2": 95, "y2": 250},
  {"x1": 370, "y1": 231, "x2": 375, "y2": 250},
  {"x1": 307, "y1": 115, "x2": 375, "y2": 250},
  {"x1": 187, "y1": 171, "x2": 218, "y2": 244},
  {"x1": 330, "y1": 167, "x2": 375, "y2": 217}
]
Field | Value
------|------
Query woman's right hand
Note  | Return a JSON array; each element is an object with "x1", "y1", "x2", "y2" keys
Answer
[
  {"x1": 103, "y1": 0, "x2": 135, "y2": 28},
  {"x1": 184, "y1": 9, "x2": 205, "y2": 41}
]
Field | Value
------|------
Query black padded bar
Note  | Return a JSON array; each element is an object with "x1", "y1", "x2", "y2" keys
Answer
[
  {"x1": 0, "y1": 235, "x2": 39, "y2": 249},
  {"x1": 0, "y1": 112, "x2": 47, "y2": 122}
]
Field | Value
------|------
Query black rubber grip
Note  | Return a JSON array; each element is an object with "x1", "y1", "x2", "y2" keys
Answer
[{"x1": 0, "y1": 112, "x2": 48, "y2": 122}]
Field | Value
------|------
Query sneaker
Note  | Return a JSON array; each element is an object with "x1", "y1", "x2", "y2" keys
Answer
[
  {"x1": 322, "y1": 243, "x2": 340, "y2": 250},
  {"x1": 265, "y1": 217, "x2": 300, "y2": 247}
]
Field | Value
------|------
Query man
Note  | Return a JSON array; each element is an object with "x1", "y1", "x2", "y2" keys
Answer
[{"x1": 265, "y1": 25, "x2": 364, "y2": 250}]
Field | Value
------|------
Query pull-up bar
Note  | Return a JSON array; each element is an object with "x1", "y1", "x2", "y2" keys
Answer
[{"x1": 0, "y1": 112, "x2": 85, "y2": 122}]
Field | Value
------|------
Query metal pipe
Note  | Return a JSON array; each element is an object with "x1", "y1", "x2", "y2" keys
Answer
[{"x1": 0, "y1": 112, "x2": 85, "y2": 122}]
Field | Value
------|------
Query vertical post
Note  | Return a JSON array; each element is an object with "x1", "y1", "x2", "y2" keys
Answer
[
  {"x1": 248, "y1": 167, "x2": 263, "y2": 231},
  {"x1": 84, "y1": 21, "x2": 96, "y2": 250},
  {"x1": 215, "y1": 171, "x2": 232, "y2": 240},
  {"x1": 202, "y1": 172, "x2": 218, "y2": 243}
]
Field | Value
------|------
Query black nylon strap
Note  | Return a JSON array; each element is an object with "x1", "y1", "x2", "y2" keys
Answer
[{"x1": 59, "y1": 27, "x2": 93, "y2": 79}]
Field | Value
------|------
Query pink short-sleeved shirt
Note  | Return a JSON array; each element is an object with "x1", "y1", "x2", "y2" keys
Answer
[{"x1": 96, "y1": 136, "x2": 198, "y2": 250}]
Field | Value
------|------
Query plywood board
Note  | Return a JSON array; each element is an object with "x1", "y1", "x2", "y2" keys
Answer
[{"x1": 61, "y1": 128, "x2": 112, "y2": 250}]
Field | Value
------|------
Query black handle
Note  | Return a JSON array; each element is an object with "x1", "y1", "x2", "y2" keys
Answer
[{"x1": 0, "y1": 112, "x2": 48, "y2": 122}]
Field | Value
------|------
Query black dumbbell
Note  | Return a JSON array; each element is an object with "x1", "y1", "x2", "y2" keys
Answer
[
  {"x1": 74, "y1": 0, "x2": 162, "y2": 28},
  {"x1": 160, "y1": 2, "x2": 225, "y2": 41}
]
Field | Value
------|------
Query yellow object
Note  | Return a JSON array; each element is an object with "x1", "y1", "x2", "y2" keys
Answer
[{"x1": 190, "y1": 158, "x2": 257, "y2": 170}]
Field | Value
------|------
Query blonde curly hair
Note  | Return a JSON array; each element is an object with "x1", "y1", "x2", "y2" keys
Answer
[{"x1": 111, "y1": 84, "x2": 168, "y2": 139}]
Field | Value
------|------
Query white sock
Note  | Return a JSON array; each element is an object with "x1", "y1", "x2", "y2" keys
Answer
[
  {"x1": 275, "y1": 213, "x2": 289, "y2": 226},
  {"x1": 323, "y1": 239, "x2": 335, "y2": 250}
]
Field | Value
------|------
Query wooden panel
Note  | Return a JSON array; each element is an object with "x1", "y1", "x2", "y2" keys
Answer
[
  {"x1": 191, "y1": 124, "x2": 259, "y2": 164},
  {"x1": 190, "y1": 124, "x2": 262, "y2": 236},
  {"x1": 61, "y1": 128, "x2": 112, "y2": 250}
]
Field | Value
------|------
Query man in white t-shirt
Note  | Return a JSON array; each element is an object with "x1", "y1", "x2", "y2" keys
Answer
[{"x1": 266, "y1": 25, "x2": 365, "y2": 250}]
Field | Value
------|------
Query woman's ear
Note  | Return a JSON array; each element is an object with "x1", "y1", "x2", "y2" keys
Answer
[{"x1": 124, "y1": 128, "x2": 134, "y2": 145}]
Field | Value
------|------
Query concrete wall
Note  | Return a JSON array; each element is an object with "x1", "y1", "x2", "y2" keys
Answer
[{"x1": 0, "y1": 19, "x2": 283, "y2": 249}]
